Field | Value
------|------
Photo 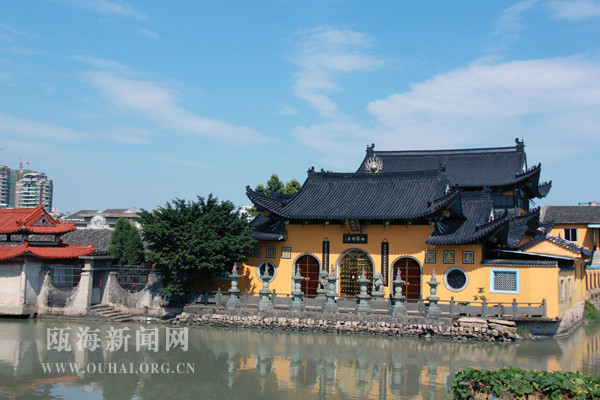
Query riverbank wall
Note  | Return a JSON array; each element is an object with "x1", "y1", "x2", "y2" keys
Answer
[{"x1": 172, "y1": 307, "x2": 522, "y2": 342}]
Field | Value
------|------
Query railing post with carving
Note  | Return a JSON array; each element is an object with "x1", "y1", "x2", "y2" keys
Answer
[
  {"x1": 356, "y1": 268, "x2": 371, "y2": 315},
  {"x1": 322, "y1": 268, "x2": 338, "y2": 314},
  {"x1": 426, "y1": 269, "x2": 442, "y2": 319},
  {"x1": 512, "y1": 298, "x2": 518, "y2": 318},
  {"x1": 542, "y1": 298, "x2": 547, "y2": 318},
  {"x1": 290, "y1": 266, "x2": 306, "y2": 312},
  {"x1": 226, "y1": 263, "x2": 242, "y2": 310},
  {"x1": 390, "y1": 269, "x2": 406, "y2": 317},
  {"x1": 258, "y1": 270, "x2": 274, "y2": 312}
]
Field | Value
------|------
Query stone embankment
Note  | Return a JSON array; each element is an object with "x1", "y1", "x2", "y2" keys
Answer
[{"x1": 169, "y1": 311, "x2": 521, "y2": 342}]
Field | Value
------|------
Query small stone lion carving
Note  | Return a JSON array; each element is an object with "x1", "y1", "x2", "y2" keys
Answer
[
  {"x1": 318, "y1": 269, "x2": 329, "y2": 290},
  {"x1": 373, "y1": 272, "x2": 384, "y2": 294}
]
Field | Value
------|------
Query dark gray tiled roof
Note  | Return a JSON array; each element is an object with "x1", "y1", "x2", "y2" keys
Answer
[
  {"x1": 482, "y1": 259, "x2": 558, "y2": 267},
  {"x1": 249, "y1": 214, "x2": 286, "y2": 241},
  {"x1": 66, "y1": 210, "x2": 100, "y2": 218},
  {"x1": 517, "y1": 233, "x2": 593, "y2": 257},
  {"x1": 540, "y1": 205, "x2": 600, "y2": 224},
  {"x1": 61, "y1": 228, "x2": 113, "y2": 255},
  {"x1": 247, "y1": 169, "x2": 459, "y2": 221},
  {"x1": 357, "y1": 140, "x2": 551, "y2": 198},
  {"x1": 426, "y1": 191, "x2": 508, "y2": 245}
]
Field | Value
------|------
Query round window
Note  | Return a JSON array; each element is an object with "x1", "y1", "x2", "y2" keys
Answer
[
  {"x1": 444, "y1": 267, "x2": 468, "y2": 292},
  {"x1": 257, "y1": 261, "x2": 276, "y2": 282}
]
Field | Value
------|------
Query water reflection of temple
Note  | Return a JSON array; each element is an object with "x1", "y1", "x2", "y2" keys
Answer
[{"x1": 1, "y1": 319, "x2": 600, "y2": 399}]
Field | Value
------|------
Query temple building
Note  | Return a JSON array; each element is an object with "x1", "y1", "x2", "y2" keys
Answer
[
  {"x1": 243, "y1": 139, "x2": 589, "y2": 321},
  {"x1": 0, "y1": 205, "x2": 95, "y2": 315}
]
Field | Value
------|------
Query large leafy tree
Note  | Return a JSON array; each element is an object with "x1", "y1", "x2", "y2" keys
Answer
[
  {"x1": 108, "y1": 217, "x2": 145, "y2": 265},
  {"x1": 138, "y1": 195, "x2": 256, "y2": 297}
]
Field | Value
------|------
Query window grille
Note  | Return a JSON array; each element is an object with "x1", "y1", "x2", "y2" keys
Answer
[{"x1": 490, "y1": 269, "x2": 519, "y2": 294}]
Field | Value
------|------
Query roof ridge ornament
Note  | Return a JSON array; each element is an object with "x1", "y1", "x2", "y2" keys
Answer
[
  {"x1": 364, "y1": 154, "x2": 383, "y2": 173},
  {"x1": 366, "y1": 143, "x2": 375, "y2": 155},
  {"x1": 515, "y1": 138, "x2": 525, "y2": 151},
  {"x1": 307, "y1": 166, "x2": 315, "y2": 176}
]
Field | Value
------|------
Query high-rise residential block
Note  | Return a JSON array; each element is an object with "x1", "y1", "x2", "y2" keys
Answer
[{"x1": 15, "y1": 172, "x2": 53, "y2": 209}]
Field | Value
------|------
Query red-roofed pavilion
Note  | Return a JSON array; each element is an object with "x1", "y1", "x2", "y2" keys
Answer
[{"x1": 0, "y1": 206, "x2": 95, "y2": 316}]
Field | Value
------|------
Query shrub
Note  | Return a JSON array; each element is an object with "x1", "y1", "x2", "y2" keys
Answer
[
  {"x1": 451, "y1": 367, "x2": 600, "y2": 399},
  {"x1": 583, "y1": 300, "x2": 600, "y2": 322}
]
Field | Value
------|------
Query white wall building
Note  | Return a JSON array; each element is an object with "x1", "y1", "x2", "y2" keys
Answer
[{"x1": 15, "y1": 172, "x2": 53, "y2": 209}]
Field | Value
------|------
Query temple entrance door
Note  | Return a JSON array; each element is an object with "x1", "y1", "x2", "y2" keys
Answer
[
  {"x1": 391, "y1": 258, "x2": 421, "y2": 302},
  {"x1": 339, "y1": 250, "x2": 373, "y2": 297},
  {"x1": 295, "y1": 254, "x2": 320, "y2": 298}
]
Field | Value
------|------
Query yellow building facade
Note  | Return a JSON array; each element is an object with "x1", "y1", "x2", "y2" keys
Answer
[{"x1": 242, "y1": 141, "x2": 590, "y2": 320}]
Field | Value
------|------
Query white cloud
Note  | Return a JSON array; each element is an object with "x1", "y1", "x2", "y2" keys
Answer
[
  {"x1": 58, "y1": 0, "x2": 146, "y2": 20},
  {"x1": 0, "y1": 113, "x2": 86, "y2": 141},
  {"x1": 293, "y1": 57, "x2": 600, "y2": 166},
  {"x1": 154, "y1": 155, "x2": 211, "y2": 169},
  {"x1": 367, "y1": 57, "x2": 600, "y2": 150},
  {"x1": 278, "y1": 105, "x2": 298, "y2": 116},
  {"x1": 486, "y1": 0, "x2": 538, "y2": 58},
  {"x1": 547, "y1": 0, "x2": 600, "y2": 19},
  {"x1": 71, "y1": 55, "x2": 132, "y2": 73},
  {"x1": 138, "y1": 29, "x2": 159, "y2": 39},
  {"x1": 87, "y1": 71, "x2": 264, "y2": 143},
  {"x1": 291, "y1": 26, "x2": 385, "y2": 118}
]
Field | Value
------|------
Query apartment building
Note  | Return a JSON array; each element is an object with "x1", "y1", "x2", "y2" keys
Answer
[{"x1": 14, "y1": 172, "x2": 53, "y2": 209}]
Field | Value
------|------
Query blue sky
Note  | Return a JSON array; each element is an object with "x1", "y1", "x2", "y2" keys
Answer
[{"x1": 1, "y1": 0, "x2": 599, "y2": 213}]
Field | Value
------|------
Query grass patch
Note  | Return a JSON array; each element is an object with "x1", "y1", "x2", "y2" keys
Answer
[
  {"x1": 516, "y1": 324, "x2": 531, "y2": 339},
  {"x1": 583, "y1": 300, "x2": 600, "y2": 322}
]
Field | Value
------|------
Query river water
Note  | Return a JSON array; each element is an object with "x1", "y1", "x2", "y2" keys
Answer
[{"x1": 1, "y1": 318, "x2": 599, "y2": 400}]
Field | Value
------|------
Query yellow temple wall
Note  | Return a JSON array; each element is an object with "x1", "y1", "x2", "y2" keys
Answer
[
  {"x1": 240, "y1": 222, "x2": 569, "y2": 318},
  {"x1": 549, "y1": 224, "x2": 597, "y2": 251}
]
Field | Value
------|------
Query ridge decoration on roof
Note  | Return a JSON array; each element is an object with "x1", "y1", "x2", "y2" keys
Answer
[
  {"x1": 247, "y1": 169, "x2": 460, "y2": 222},
  {"x1": 0, "y1": 205, "x2": 76, "y2": 234},
  {"x1": 356, "y1": 139, "x2": 551, "y2": 198},
  {"x1": 0, "y1": 242, "x2": 95, "y2": 260}
]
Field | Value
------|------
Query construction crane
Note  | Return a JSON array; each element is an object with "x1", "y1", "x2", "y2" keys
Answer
[{"x1": 0, "y1": 158, "x2": 30, "y2": 181}]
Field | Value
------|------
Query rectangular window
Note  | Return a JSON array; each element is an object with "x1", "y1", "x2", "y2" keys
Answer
[
  {"x1": 564, "y1": 228, "x2": 577, "y2": 242},
  {"x1": 490, "y1": 268, "x2": 519, "y2": 294},
  {"x1": 559, "y1": 279, "x2": 565, "y2": 301}
]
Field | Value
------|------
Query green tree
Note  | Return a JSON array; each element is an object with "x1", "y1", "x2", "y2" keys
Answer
[
  {"x1": 284, "y1": 179, "x2": 301, "y2": 194},
  {"x1": 108, "y1": 217, "x2": 145, "y2": 265},
  {"x1": 138, "y1": 195, "x2": 256, "y2": 297},
  {"x1": 247, "y1": 174, "x2": 301, "y2": 217},
  {"x1": 266, "y1": 174, "x2": 284, "y2": 194}
]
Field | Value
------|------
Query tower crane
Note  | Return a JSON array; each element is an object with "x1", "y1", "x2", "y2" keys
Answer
[{"x1": 0, "y1": 158, "x2": 30, "y2": 181}]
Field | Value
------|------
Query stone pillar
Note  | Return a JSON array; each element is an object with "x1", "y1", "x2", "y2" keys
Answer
[
  {"x1": 290, "y1": 266, "x2": 306, "y2": 312},
  {"x1": 356, "y1": 268, "x2": 371, "y2": 315},
  {"x1": 227, "y1": 264, "x2": 242, "y2": 310},
  {"x1": 426, "y1": 269, "x2": 442, "y2": 319},
  {"x1": 322, "y1": 271, "x2": 338, "y2": 314},
  {"x1": 257, "y1": 270, "x2": 274, "y2": 312},
  {"x1": 70, "y1": 260, "x2": 93, "y2": 315},
  {"x1": 390, "y1": 270, "x2": 407, "y2": 317}
]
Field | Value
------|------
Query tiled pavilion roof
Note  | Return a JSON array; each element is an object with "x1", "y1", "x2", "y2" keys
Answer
[
  {"x1": 247, "y1": 169, "x2": 459, "y2": 222},
  {"x1": 0, "y1": 243, "x2": 95, "y2": 260},
  {"x1": 540, "y1": 205, "x2": 600, "y2": 225},
  {"x1": 0, "y1": 205, "x2": 76, "y2": 234},
  {"x1": 356, "y1": 139, "x2": 551, "y2": 198}
]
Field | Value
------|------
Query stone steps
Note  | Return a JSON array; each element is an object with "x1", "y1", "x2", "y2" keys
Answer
[{"x1": 89, "y1": 304, "x2": 133, "y2": 322}]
